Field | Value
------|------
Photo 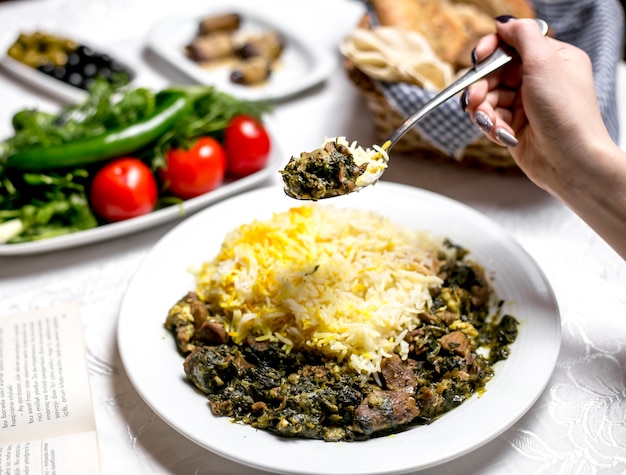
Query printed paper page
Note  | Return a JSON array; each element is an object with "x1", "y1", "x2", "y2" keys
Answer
[{"x1": 0, "y1": 303, "x2": 101, "y2": 474}]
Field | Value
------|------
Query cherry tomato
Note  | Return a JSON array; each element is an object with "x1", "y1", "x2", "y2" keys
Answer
[
  {"x1": 90, "y1": 157, "x2": 158, "y2": 222},
  {"x1": 161, "y1": 136, "x2": 226, "y2": 199},
  {"x1": 224, "y1": 114, "x2": 271, "y2": 177}
]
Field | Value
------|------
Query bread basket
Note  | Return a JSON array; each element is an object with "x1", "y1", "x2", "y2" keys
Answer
[
  {"x1": 343, "y1": 56, "x2": 518, "y2": 173},
  {"x1": 341, "y1": 0, "x2": 624, "y2": 174}
]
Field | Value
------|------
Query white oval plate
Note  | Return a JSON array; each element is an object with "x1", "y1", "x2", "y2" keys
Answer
[
  {"x1": 0, "y1": 119, "x2": 283, "y2": 256},
  {"x1": 118, "y1": 182, "x2": 561, "y2": 475},
  {"x1": 147, "y1": 5, "x2": 336, "y2": 102}
]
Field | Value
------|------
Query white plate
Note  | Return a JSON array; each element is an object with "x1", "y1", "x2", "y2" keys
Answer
[
  {"x1": 147, "y1": 5, "x2": 336, "y2": 102},
  {"x1": 0, "y1": 30, "x2": 135, "y2": 104},
  {"x1": 118, "y1": 182, "x2": 561, "y2": 475},
  {"x1": 0, "y1": 120, "x2": 283, "y2": 256}
]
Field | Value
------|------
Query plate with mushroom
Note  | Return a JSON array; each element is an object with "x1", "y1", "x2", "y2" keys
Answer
[{"x1": 146, "y1": 5, "x2": 336, "y2": 102}]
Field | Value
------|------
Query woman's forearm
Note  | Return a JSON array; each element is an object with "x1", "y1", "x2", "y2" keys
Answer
[{"x1": 547, "y1": 140, "x2": 626, "y2": 259}]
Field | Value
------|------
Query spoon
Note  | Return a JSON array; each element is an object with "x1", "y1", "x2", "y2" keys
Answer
[{"x1": 281, "y1": 19, "x2": 549, "y2": 201}]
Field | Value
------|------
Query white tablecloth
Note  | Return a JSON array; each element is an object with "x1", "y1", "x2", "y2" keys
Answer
[{"x1": 1, "y1": 0, "x2": 626, "y2": 473}]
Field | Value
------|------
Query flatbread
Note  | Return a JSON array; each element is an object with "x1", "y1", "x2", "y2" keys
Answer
[
  {"x1": 365, "y1": 0, "x2": 535, "y2": 70},
  {"x1": 340, "y1": 27, "x2": 456, "y2": 90}
]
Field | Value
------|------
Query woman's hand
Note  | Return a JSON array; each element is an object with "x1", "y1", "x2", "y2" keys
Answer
[
  {"x1": 462, "y1": 17, "x2": 626, "y2": 259},
  {"x1": 462, "y1": 17, "x2": 613, "y2": 192}
]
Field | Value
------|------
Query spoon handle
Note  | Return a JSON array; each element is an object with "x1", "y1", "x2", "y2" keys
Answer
[{"x1": 383, "y1": 19, "x2": 549, "y2": 151}]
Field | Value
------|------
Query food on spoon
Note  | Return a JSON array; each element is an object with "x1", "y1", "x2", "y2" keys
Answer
[
  {"x1": 164, "y1": 205, "x2": 519, "y2": 441},
  {"x1": 280, "y1": 136, "x2": 389, "y2": 200},
  {"x1": 7, "y1": 30, "x2": 134, "y2": 90}
]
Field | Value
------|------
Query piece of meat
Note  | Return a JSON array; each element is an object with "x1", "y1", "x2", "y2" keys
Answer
[
  {"x1": 352, "y1": 389, "x2": 420, "y2": 436},
  {"x1": 245, "y1": 335, "x2": 270, "y2": 352},
  {"x1": 440, "y1": 330, "x2": 478, "y2": 375},
  {"x1": 440, "y1": 330, "x2": 470, "y2": 357},
  {"x1": 196, "y1": 321, "x2": 229, "y2": 344},
  {"x1": 381, "y1": 354, "x2": 418, "y2": 395}
]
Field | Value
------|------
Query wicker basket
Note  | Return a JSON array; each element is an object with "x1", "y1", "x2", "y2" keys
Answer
[{"x1": 343, "y1": 58, "x2": 522, "y2": 175}]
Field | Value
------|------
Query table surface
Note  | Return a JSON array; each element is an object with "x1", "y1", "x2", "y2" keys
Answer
[{"x1": 1, "y1": 1, "x2": 626, "y2": 473}]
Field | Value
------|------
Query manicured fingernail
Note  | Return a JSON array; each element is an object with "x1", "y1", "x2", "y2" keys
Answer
[
  {"x1": 470, "y1": 47, "x2": 478, "y2": 66},
  {"x1": 495, "y1": 127, "x2": 519, "y2": 147},
  {"x1": 495, "y1": 15, "x2": 515, "y2": 23},
  {"x1": 474, "y1": 111, "x2": 493, "y2": 134},
  {"x1": 460, "y1": 89, "x2": 469, "y2": 111}
]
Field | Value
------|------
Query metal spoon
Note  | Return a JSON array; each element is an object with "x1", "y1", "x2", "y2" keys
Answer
[{"x1": 281, "y1": 19, "x2": 548, "y2": 200}]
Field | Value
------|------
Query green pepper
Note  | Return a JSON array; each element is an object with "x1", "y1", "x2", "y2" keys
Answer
[{"x1": 5, "y1": 90, "x2": 193, "y2": 171}]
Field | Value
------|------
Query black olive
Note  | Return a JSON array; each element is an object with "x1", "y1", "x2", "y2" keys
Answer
[
  {"x1": 37, "y1": 62, "x2": 55, "y2": 74},
  {"x1": 29, "y1": 39, "x2": 133, "y2": 90},
  {"x1": 51, "y1": 66, "x2": 66, "y2": 80},
  {"x1": 83, "y1": 63, "x2": 97, "y2": 77},
  {"x1": 67, "y1": 52, "x2": 81, "y2": 67},
  {"x1": 67, "y1": 72, "x2": 83, "y2": 87},
  {"x1": 76, "y1": 45, "x2": 94, "y2": 58}
]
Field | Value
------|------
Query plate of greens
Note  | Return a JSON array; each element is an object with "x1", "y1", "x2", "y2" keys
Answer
[{"x1": 0, "y1": 81, "x2": 282, "y2": 255}]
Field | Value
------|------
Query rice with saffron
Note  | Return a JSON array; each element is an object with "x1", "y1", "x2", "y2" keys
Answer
[{"x1": 193, "y1": 204, "x2": 444, "y2": 375}]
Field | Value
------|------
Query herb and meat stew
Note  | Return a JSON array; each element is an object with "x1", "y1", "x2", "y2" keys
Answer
[
  {"x1": 280, "y1": 137, "x2": 389, "y2": 200},
  {"x1": 164, "y1": 205, "x2": 518, "y2": 441}
]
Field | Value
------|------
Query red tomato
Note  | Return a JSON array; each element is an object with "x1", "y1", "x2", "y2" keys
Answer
[
  {"x1": 161, "y1": 136, "x2": 226, "y2": 199},
  {"x1": 90, "y1": 157, "x2": 158, "y2": 222},
  {"x1": 224, "y1": 114, "x2": 271, "y2": 177}
]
